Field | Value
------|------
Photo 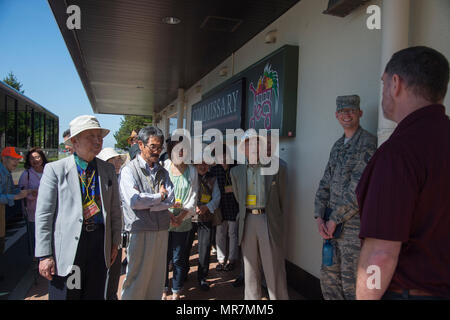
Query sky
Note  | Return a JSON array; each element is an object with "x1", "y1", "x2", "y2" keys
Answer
[{"x1": 0, "y1": 0, "x2": 123, "y2": 148}]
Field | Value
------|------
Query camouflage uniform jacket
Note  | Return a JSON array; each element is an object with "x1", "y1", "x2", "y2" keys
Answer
[{"x1": 314, "y1": 126, "x2": 377, "y2": 225}]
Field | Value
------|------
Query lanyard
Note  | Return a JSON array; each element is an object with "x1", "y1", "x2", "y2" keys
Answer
[
  {"x1": 200, "y1": 176, "x2": 212, "y2": 195},
  {"x1": 144, "y1": 172, "x2": 157, "y2": 190},
  {"x1": 79, "y1": 170, "x2": 96, "y2": 202}
]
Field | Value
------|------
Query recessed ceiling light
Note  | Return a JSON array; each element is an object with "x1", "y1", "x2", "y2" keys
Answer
[{"x1": 162, "y1": 17, "x2": 181, "y2": 25}]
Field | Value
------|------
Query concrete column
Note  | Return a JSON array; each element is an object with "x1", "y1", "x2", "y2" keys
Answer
[
  {"x1": 177, "y1": 88, "x2": 185, "y2": 129},
  {"x1": 186, "y1": 102, "x2": 192, "y2": 133},
  {"x1": 377, "y1": 0, "x2": 410, "y2": 146},
  {"x1": 162, "y1": 111, "x2": 169, "y2": 139},
  {"x1": 152, "y1": 111, "x2": 157, "y2": 127}
]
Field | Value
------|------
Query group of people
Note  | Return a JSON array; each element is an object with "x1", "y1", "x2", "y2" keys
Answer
[
  {"x1": 28, "y1": 112, "x2": 287, "y2": 300},
  {"x1": 117, "y1": 125, "x2": 287, "y2": 300},
  {"x1": 0, "y1": 146, "x2": 48, "y2": 291},
  {"x1": 0, "y1": 46, "x2": 449, "y2": 300}
]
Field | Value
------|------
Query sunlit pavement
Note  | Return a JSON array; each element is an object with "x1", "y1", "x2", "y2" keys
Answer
[{"x1": 24, "y1": 240, "x2": 304, "y2": 300}]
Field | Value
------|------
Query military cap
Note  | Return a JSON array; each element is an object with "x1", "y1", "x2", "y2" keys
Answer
[{"x1": 336, "y1": 95, "x2": 360, "y2": 111}]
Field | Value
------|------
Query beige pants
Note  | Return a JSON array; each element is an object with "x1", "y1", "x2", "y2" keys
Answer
[
  {"x1": 121, "y1": 230, "x2": 169, "y2": 300},
  {"x1": 241, "y1": 213, "x2": 289, "y2": 300}
]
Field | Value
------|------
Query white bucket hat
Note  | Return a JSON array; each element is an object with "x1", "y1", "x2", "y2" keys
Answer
[
  {"x1": 237, "y1": 129, "x2": 267, "y2": 156},
  {"x1": 97, "y1": 147, "x2": 127, "y2": 162},
  {"x1": 65, "y1": 115, "x2": 110, "y2": 146}
]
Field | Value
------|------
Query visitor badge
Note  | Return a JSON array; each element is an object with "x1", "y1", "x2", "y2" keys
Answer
[
  {"x1": 83, "y1": 198, "x2": 101, "y2": 220},
  {"x1": 246, "y1": 195, "x2": 257, "y2": 206},
  {"x1": 225, "y1": 185, "x2": 233, "y2": 193},
  {"x1": 200, "y1": 194, "x2": 212, "y2": 204}
]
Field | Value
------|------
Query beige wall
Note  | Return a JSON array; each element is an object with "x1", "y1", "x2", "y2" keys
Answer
[
  {"x1": 156, "y1": 0, "x2": 450, "y2": 278},
  {"x1": 268, "y1": 0, "x2": 382, "y2": 277}
]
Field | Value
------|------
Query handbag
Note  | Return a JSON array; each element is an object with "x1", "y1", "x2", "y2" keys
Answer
[{"x1": 211, "y1": 207, "x2": 223, "y2": 227}]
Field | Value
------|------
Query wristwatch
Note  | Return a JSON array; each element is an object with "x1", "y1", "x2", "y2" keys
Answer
[{"x1": 39, "y1": 255, "x2": 53, "y2": 261}]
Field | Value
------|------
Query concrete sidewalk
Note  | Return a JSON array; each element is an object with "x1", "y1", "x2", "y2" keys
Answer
[{"x1": 24, "y1": 240, "x2": 303, "y2": 300}]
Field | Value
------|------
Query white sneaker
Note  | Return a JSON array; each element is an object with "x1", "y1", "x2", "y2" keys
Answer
[{"x1": 172, "y1": 292, "x2": 180, "y2": 300}]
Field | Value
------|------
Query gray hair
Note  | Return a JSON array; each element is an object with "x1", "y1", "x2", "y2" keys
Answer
[{"x1": 138, "y1": 126, "x2": 164, "y2": 145}]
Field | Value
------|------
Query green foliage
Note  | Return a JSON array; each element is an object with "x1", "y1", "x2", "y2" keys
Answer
[
  {"x1": 3, "y1": 71, "x2": 24, "y2": 93},
  {"x1": 114, "y1": 115, "x2": 152, "y2": 150}
]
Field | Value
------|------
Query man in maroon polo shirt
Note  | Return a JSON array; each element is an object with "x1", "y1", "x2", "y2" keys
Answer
[{"x1": 355, "y1": 46, "x2": 450, "y2": 300}]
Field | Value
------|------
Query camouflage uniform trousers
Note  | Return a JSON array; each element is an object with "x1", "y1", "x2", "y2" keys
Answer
[{"x1": 320, "y1": 217, "x2": 361, "y2": 300}]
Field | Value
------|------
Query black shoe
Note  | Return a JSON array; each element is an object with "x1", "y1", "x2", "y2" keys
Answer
[
  {"x1": 199, "y1": 280, "x2": 210, "y2": 291},
  {"x1": 232, "y1": 276, "x2": 244, "y2": 288},
  {"x1": 215, "y1": 262, "x2": 225, "y2": 272},
  {"x1": 224, "y1": 262, "x2": 235, "y2": 272}
]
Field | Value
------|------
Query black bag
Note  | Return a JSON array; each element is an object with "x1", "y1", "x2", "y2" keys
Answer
[{"x1": 323, "y1": 207, "x2": 344, "y2": 239}]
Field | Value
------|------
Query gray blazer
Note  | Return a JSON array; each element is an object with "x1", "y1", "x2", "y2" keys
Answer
[
  {"x1": 35, "y1": 155, "x2": 122, "y2": 276},
  {"x1": 230, "y1": 159, "x2": 287, "y2": 248}
]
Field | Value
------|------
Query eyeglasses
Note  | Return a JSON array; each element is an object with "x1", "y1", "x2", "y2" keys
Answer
[
  {"x1": 337, "y1": 109, "x2": 358, "y2": 115},
  {"x1": 144, "y1": 144, "x2": 163, "y2": 151}
]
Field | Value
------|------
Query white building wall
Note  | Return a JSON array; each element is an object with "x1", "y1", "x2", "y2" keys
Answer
[
  {"x1": 231, "y1": 0, "x2": 383, "y2": 277},
  {"x1": 410, "y1": 0, "x2": 450, "y2": 111},
  {"x1": 156, "y1": 0, "x2": 450, "y2": 279}
]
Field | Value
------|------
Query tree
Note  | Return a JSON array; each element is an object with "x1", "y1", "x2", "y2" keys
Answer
[
  {"x1": 114, "y1": 115, "x2": 152, "y2": 150},
  {"x1": 3, "y1": 71, "x2": 24, "y2": 93}
]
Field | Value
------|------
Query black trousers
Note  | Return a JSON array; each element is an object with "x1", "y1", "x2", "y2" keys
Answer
[
  {"x1": 106, "y1": 248, "x2": 122, "y2": 300},
  {"x1": 184, "y1": 221, "x2": 213, "y2": 282},
  {"x1": 48, "y1": 225, "x2": 107, "y2": 300}
]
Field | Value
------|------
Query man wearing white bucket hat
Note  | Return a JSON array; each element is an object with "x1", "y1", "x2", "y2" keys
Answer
[
  {"x1": 230, "y1": 129, "x2": 289, "y2": 300},
  {"x1": 35, "y1": 115, "x2": 122, "y2": 300}
]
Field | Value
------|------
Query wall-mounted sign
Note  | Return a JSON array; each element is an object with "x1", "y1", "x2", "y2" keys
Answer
[
  {"x1": 243, "y1": 45, "x2": 298, "y2": 137},
  {"x1": 190, "y1": 79, "x2": 245, "y2": 134},
  {"x1": 192, "y1": 45, "x2": 298, "y2": 137}
]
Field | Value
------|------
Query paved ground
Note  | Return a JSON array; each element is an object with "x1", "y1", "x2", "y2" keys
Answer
[
  {"x1": 24, "y1": 240, "x2": 304, "y2": 300},
  {"x1": 0, "y1": 220, "x2": 34, "y2": 300}
]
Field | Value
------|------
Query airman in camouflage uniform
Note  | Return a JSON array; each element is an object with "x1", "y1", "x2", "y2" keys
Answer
[{"x1": 314, "y1": 95, "x2": 377, "y2": 300}]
